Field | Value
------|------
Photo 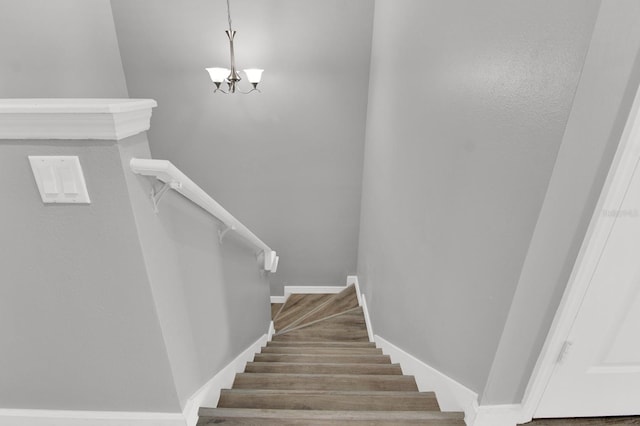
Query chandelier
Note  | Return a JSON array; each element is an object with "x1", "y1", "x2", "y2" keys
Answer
[{"x1": 206, "y1": 0, "x2": 263, "y2": 94}]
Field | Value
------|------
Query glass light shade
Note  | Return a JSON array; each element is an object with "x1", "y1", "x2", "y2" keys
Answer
[
  {"x1": 243, "y1": 69, "x2": 264, "y2": 84},
  {"x1": 206, "y1": 67, "x2": 230, "y2": 83}
]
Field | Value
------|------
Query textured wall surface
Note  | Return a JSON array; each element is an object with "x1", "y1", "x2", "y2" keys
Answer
[
  {"x1": 0, "y1": 140, "x2": 179, "y2": 411},
  {"x1": 482, "y1": 0, "x2": 640, "y2": 404},
  {"x1": 0, "y1": 0, "x2": 181, "y2": 411},
  {"x1": 357, "y1": 0, "x2": 599, "y2": 394},
  {"x1": 110, "y1": 0, "x2": 374, "y2": 295},
  {"x1": 0, "y1": 0, "x2": 270, "y2": 412},
  {"x1": 0, "y1": 0, "x2": 128, "y2": 97}
]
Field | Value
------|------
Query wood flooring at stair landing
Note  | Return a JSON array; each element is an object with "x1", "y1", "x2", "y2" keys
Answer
[{"x1": 197, "y1": 286, "x2": 465, "y2": 425}]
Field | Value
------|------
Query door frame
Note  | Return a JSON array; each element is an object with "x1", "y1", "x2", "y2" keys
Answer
[{"x1": 517, "y1": 80, "x2": 640, "y2": 422}]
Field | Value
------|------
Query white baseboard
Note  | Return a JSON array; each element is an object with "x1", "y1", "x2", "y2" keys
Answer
[
  {"x1": 0, "y1": 330, "x2": 268, "y2": 426},
  {"x1": 267, "y1": 321, "x2": 275, "y2": 341},
  {"x1": 283, "y1": 285, "x2": 345, "y2": 299},
  {"x1": 360, "y1": 294, "x2": 374, "y2": 343},
  {"x1": 182, "y1": 332, "x2": 267, "y2": 426},
  {"x1": 270, "y1": 296, "x2": 286, "y2": 304},
  {"x1": 0, "y1": 409, "x2": 185, "y2": 426},
  {"x1": 467, "y1": 401, "x2": 525, "y2": 426},
  {"x1": 373, "y1": 335, "x2": 478, "y2": 422},
  {"x1": 346, "y1": 275, "x2": 362, "y2": 306},
  {"x1": 276, "y1": 278, "x2": 361, "y2": 302}
]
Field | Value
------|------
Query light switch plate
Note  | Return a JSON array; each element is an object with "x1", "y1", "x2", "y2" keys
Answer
[{"x1": 28, "y1": 156, "x2": 91, "y2": 204}]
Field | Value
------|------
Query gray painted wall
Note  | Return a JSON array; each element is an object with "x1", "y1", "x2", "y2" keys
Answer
[
  {"x1": 0, "y1": 0, "x2": 128, "y2": 98},
  {"x1": 482, "y1": 0, "x2": 640, "y2": 404},
  {"x1": 0, "y1": 0, "x2": 271, "y2": 413},
  {"x1": 118, "y1": 134, "x2": 271, "y2": 407},
  {"x1": 110, "y1": 0, "x2": 374, "y2": 295},
  {"x1": 0, "y1": 0, "x2": 179, "y2": 411},
  {"x1": 0, "y1": 140, "x2": 179, "y2": 411},
  {"x1": 357, "y1": 0, "x2": 599, "y2": 393}
]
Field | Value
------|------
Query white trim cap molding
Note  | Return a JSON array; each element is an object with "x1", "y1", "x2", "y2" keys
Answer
[{"x1": 0, "y1": 98, "x2": 157, "y2": 141}]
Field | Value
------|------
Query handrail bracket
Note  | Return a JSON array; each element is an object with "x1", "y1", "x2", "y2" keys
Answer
[
  {"x1": 151, "y1": 181, "x2": 182, "y2": 213},
  {"x1": 218, "y1": 225, "x2": 237, "y2": 243}
]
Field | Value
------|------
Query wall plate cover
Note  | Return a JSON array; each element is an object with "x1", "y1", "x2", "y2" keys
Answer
[{"x1": 28, "y1": 156, "x2": 91, "y2": 204}]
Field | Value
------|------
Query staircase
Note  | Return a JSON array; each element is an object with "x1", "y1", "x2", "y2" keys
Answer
[{"x1": 197, "y1": 285, "x2": 465, "y2": 425}]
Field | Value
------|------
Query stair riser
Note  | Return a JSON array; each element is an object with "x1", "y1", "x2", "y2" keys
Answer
[
  {"x1": 233, "y1": 374, "x2": 419, "y2": 392},
  {"x1": 198, "y1": 418, "x2": 463, "y2": 425},
  {"x1": 253, "y1": 354, "x2": 392, "y2": 364},
  {"x1": 218, "y1": 392, "x2": 439, "y2": 411},
  {"x1": 245, "y1": 362, "x2": 402, "y2": 375},
  {"x1": 198, "y1": 409, "x2": 464, "y2": 426}
]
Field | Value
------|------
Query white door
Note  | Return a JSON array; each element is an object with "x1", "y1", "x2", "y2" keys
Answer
[{"x1": 535, "y1": 121, "x2": 640, "y2": 417}]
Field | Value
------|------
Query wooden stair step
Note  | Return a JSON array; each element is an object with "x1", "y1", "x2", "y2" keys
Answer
[
  {"x1": 274, "y1": 294, "x2": 333, "y2": 330},
  {"x1": 232, "y1": 373, "x2": 419, "y2": 391},
  {"x1": 279, "y1": 285, "x2": 359, "y2": 333},
  {"x1": 253, "y1": 353, "x2": 392, "y2": 364},
  {"x1": 197, "y1": 408, "x2": 465, "y2": 425},
  {"x1": 266, "y1": 340, "x2": 376, "y2": 348},
  {"x1": 260, "y1": 346, "x2": 382, "y2": 355},
  {"x1": 273, "y1": 307, "x2": 369, "y2": 342},
  {"x1": 217, "y1": 389, "x2": 440, "y2": 411},
  {"x1": 245, "y1": 362, "x2": 403, "y2": 375},
  {"x1": 270, "y1": 303, "x2": 283, "y2": 320}
]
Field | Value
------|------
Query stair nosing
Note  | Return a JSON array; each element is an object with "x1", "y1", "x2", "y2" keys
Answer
[
  {"x1": 266, "y1": 340, "x2": 376, "y2": 346},
  {"x1": 219, "y1": 389, "x2": 435, "y2": 397},
  {"x1": 198, "y1": 407, "x2": 465, "y2": 420},
  {"x1": 235, "y1": 372, "x2": 416, "y2": 379}
]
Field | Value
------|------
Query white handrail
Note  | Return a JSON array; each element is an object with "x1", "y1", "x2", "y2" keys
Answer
[{"x1": 129, "y1": 158, "x2": 278, "y2": 273}]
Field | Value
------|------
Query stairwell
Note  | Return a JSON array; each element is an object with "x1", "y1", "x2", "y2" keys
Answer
[{"x1": 197, "y1": 285, "x2": 465, "y2": 425}]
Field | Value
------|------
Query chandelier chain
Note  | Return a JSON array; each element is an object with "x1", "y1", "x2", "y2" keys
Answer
[{"x1": 226, "y1": 0, "x2": 233, "y2": 32}]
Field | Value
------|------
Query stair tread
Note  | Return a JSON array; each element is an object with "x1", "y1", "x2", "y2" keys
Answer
[
  {"x1": 270, "y1": 303, "x2": 283, "y2": 320},
  {"x1": 279, "y1": 285, "x2": 359, "y2": 333},
  {"x1": 209, "y1": 289, "x2": 465, "y2": 424},
  {"x1": 198, "y1": 408, "x2": 465, "y2": 422},
  {"x1": 245, "y1": 362, "x2": 402, "y2": 375},
  {"x1": 253, "y1": 353, "x2": 392, "y2": 364},
  {"x1": 266, "y1": 340, "x2": 375, "y2": 347},
  {"x1": 233, "y1": 373, "x2": 418, "y2": 391},
  {"x1": 260, "y1": 346, "x2": 382, "y2": 355},
  {"x1": 274, "y1": 307, "x2": 369, "y2": 342},
  {"x1": 216, "y1": 389, "x2": 440, "y2": 411},
  {"x1": 274, "y1": 294, "x2": 334, "y2": 330}
]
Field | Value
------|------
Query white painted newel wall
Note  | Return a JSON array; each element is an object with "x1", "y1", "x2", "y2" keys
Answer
[{"x1": 0, "y1": 98, "x2": 271, "y2": 426}]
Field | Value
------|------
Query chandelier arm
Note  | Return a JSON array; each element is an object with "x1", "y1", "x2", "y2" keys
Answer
[{"x1": 237, "y1": 88, "x2": 261, "y2": 94}]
